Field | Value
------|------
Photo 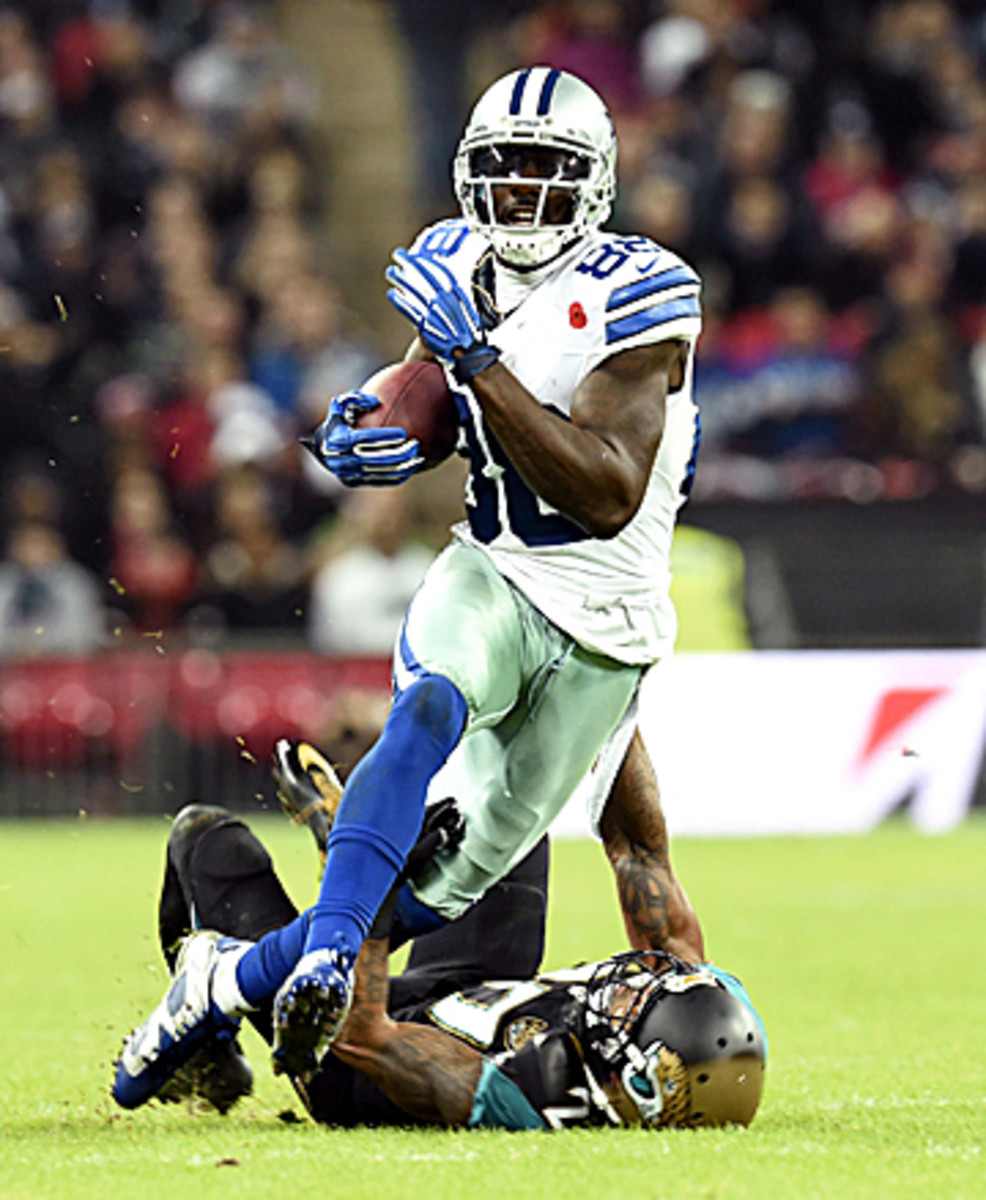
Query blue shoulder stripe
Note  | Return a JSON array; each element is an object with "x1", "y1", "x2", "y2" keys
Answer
[
  {"x1": 606, "y1": 266, "x2": 700, "y2": 312},
  {"x1": 605, "y1": 296, "x2": 701, "y2": 344},
  {"x1": 537, "y1": 68, "x2": 561, "y2": 115},
  {"x1": 509, "y1": 69, "x2": 532, "y2": 115}
]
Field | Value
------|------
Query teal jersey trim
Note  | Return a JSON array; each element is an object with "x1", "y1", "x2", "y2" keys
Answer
[
  {"x1": 704, "y1": 965, "x2": 769, "y2": 1057},
  {"x1": 468, "y1": 1060, "x2": 549, "y2": 1131}
]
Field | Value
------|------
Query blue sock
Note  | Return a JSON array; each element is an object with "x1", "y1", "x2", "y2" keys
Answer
[
  {"x1": 304, "y1": 674, "x2": 467, "y2": 956},
  {"x1": 234, "y1": 914, "x2": 309, "y2": 1006}
]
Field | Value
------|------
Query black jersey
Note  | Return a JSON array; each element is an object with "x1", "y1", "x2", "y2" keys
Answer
[{"x1": 421, "y1": 964, "x2": 615, "y2": 1129}]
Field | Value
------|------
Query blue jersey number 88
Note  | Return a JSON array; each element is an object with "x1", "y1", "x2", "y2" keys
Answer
[{"x1": 453, "y1": 394, "x2": 588, "y2": 548}]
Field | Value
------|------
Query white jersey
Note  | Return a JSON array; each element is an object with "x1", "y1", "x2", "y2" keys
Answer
[{"x1": 411, "y1": 219, "x2": 703, "y2": 665}]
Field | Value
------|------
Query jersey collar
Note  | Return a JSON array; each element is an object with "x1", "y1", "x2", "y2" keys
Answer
[{"x1": 471, "y1": 238, "x2": 588, "y2": 329}]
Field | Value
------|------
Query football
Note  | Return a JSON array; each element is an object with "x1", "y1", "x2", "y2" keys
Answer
[{"x1": 356, "y1": 360, "x2": 460, "y2": 470}]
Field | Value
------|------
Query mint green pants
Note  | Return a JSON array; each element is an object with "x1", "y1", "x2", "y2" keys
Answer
[{"x1": 395, "y1": 541, "x2": 642, "y2": 920}]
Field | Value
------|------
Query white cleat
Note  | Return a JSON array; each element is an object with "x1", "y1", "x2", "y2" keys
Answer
[{"x1": 112, "y1": 931, "x2": 251, "y2": 1110}]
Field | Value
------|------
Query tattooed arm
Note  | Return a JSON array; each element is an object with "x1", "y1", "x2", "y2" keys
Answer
[
  {"x1": 332, "y1": 935, "x2": 483, "y2": 1126},
  {"x1": 598, "y1": 730, "x2": 705, "y2": 961}
]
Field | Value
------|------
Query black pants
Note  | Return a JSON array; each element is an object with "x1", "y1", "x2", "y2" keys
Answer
[{"x1": 158, "y1": 804, "x2": 550, "y2": 1125}]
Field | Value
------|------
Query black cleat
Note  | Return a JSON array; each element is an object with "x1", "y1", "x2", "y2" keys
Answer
[
  {"x1": 157, "y1": 1036, "x2": 254, "y2": 1115},
  {"x1": 272, "y1": 740, "x2": 344, "y2": 858}
]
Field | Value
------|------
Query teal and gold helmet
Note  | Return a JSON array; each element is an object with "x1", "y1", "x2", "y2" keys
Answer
[{"x1": 583, "y1": 951, "x2": 766, "y2": 1128}]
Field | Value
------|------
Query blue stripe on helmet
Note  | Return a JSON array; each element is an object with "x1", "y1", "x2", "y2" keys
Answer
[
  {"x1": 509, "y1": 68, "x2": 532, "y2": 116},
  {"x1": 604, "y1": 296, "x2": 701, "y2": 344},
  {"x1": 536, "y1": 68, "x2": 561, "y2": 115},
  {"x1": 606, "y1": 266, "x2": 700, "y2": 312}
]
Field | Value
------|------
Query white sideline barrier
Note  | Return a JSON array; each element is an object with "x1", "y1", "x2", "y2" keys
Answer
[{"x1": 551, "y1": 650, "x2": 986, "y2": 839}]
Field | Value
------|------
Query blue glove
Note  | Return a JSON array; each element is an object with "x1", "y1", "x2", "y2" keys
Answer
[
  {"x1": 386, "y1": 248, "x2": 500, "y2": 383},
  {"x1": 302, "y1": 391, "x2": 423, "y2": 487}
]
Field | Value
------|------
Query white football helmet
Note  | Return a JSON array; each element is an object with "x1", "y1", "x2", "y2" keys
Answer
[{"x1": 453, "y1": 67, "x2": 617, "y2": 269}]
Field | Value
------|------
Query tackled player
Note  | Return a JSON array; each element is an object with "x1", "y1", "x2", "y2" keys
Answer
[{"x1": 112, "y1": 740, "x2": 766, "y2": 1129}]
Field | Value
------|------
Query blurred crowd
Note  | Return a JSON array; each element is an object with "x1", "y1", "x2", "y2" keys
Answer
[
  {"x1": 505, "y1": 0, "x2": 986, "y2": 503},
  {"x1": 0, "y1": 0, "x2": 396, "y2": 655},
  {"x1": 1, "y1": 0, "x2": 985, "y2": 658}
]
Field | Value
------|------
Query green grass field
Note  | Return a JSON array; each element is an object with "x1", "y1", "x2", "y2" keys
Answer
[{"x1": 2, "y1": 815, "x2": 984, "y2": 1200}]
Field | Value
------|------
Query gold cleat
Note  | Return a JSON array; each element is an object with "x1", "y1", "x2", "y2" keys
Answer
[{"x1": 272, "y1": 739, "x2": 344, "y2": 860}]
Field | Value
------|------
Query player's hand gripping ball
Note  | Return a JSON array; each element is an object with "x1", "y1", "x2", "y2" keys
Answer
[{"x1": 304, "y1": 361, "x2": 459, "y2": 486}]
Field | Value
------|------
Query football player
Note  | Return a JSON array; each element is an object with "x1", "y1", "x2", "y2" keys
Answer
[
  {"x1": 113, "y1": 740, "x2": 766, "y2": 1129},
  {"x1": 323, "y1": 941, "x2": 765, "y2": 1131},
  {"x1": 120, "y1": 66, "x2": 708, "y2": 1089}
]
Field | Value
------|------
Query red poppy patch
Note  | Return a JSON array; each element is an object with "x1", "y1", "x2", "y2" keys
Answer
[{"x1": 569, "y1": 302, "x2": 587, "y2": 329}]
